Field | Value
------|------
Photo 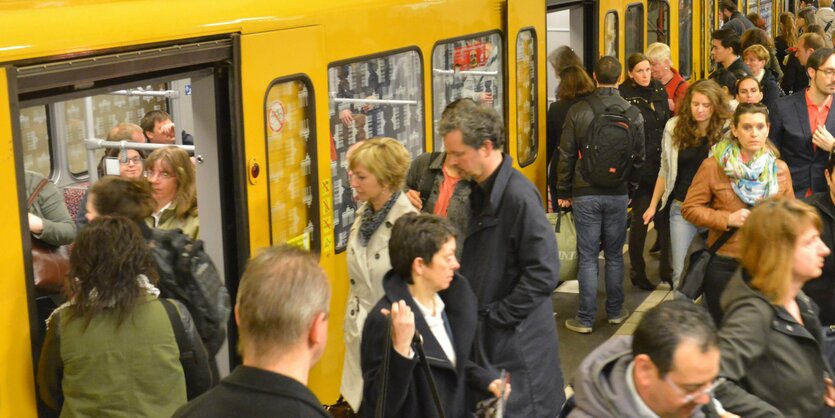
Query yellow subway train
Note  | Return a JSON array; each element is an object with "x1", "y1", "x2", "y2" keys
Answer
[{"x1": 0, "y1": 0, "x2": 547, "y2": 415}]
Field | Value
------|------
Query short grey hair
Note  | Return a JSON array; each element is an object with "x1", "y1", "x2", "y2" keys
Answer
[
  {"x1": 236, "y1": 245, "x2": 330, "y2": 356},
  {"x1": 438, "y1": 99, "x2": 505, "y2": 150}
]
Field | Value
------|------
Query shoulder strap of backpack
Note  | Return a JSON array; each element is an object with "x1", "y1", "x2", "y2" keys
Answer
[
  {"x1": 826, "y1": 18, "x2": 834, "y2": 33},
  {"x1": 419, "y1": 152, "x2": 443, "y2": 207},
  {"x1": 160, "y1": 298, "x2": 189, "y2": 357}
]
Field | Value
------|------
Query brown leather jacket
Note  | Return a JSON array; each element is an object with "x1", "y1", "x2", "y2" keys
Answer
[{"x1": 682, "y1": 157, "x2": 794, "y2": 258}]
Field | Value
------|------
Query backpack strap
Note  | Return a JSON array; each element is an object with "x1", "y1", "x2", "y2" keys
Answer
[
  {"x1": 419, "y1": 152, "x2": 444, "y2": 208},
  {"x1": 375, "y1": 314, "x2": 393, "y2": 418},
  {"x1": 160, "y1": 298, "x2": 191, "y2": 360}
]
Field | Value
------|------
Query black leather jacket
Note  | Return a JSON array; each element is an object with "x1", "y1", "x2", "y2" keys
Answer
[{"x1": 556, "y1": 87, "x2": 646, "y2": 198}]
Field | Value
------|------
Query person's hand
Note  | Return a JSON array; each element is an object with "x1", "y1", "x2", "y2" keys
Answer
[
  {"x1": 557, "y1": 198, "x2": 572, "y2": 208},
  {"x1": 380, "y1": 300, "x2": 415, "y2": 358},
  {"x1": 479, "y1": 92, "x2": 494, "y2": 104},
  {"x1": 825, "y1": 377, "x2": 835, "y2": 407},
  {"x1": 28, "y1": 213, "x2": 44, "y2": 234},
  {"x1": 160, "y1": 121, "x2": 176, "y2": 141},
  {"x1": 727, "y1": 208, "x2": 751, "y2": 228},
  {"x1": 340, "y1": 109, "x2": 354, "y2": 126},
  {"x1": 812, "y1": 125, "x2": 835, "y2": 152},
  {"x1": 642, "y1": 206, "x2": 657, "y2": 225},
  {"x1": 719, "y1": 412, "x2": 740, "y2": 418},
  {"x1": 406, "y1": 189, "x2": 423, "y2": 210},
  {"x1": 361, "y1": 95, "x2": 378, "y2": 112},
  {"x1": 487, "y1": 378, "x2": 511, "y2": 399}
]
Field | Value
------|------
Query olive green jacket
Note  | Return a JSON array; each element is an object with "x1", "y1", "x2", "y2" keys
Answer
[
  {"x1": 25, "y1": 171, "x2": 75, "y2": 246},
  {"x1": 146, "y1": 202, "x2": 199, "y2": 240},
  {"x1": 38, "y1": 294, "x2": 188, "y2": 417}
]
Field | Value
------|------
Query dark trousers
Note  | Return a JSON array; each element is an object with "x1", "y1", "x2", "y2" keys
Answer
[
  {"x1": 703, "y1": 255, "x2": 740, "y2": 325},
  {"x1": 629, "y1": 193, "x2": 673, "y2": 282}
]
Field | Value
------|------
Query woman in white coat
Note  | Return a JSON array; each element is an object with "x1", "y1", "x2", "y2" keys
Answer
[{"x1": 341, "y1": 137, "x2": 417, "y2": 411}]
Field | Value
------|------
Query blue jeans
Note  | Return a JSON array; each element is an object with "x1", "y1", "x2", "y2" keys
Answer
[
  {"x1": 669, "y1": 200, "x2": 700, "y2": 287},
  {"x1": 572, "y1": 194, "x2": 629, "y2": 326}
]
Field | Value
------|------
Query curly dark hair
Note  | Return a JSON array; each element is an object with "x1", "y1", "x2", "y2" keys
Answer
[{"x1": 66, "y1": 216, "x2": 159, "y2": 329}]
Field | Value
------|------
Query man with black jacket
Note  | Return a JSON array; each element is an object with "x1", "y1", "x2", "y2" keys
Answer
[
  {"x1": 557, "y1": 56, "x2": 646, "y2": 334},
  {"x1": 710, "y1": 28, "x2": 753, "y2": 96}
]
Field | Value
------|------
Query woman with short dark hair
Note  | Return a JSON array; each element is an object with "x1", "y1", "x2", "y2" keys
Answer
[{"x1": 360, "y1": 214, "x2": 506, "y2": 418}]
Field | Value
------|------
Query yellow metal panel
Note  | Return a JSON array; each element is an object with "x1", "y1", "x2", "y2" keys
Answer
[
  {"x1": 0, "y1": 68, "x2": 37, "y2": 417},
  {"x1": 240, "y1": 26, "x2": 346, "y2": 402},
  {"x1": 507, "y1": 0, "x2": 547, "y2": 197}
]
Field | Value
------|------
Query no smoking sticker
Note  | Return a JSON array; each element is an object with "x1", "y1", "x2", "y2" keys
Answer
[{"x1": 268, "y1": 100, "x2": 286, "y2": 133}]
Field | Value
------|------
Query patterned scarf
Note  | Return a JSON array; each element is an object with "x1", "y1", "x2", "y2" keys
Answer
[
  {"x1": 710, "y1": 139, "x2": 778, "y2": 205},
  {"x1": 358, "y1": 191, "x2": 400, "y2": 247}
]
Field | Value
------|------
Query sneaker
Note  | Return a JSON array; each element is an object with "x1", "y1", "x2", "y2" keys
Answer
[
  {"x1": 608, "y1": 309, "x2": 630, "y2": 325},
  {"x1": 565, "y1": 318, "x2": 593, "y2": 334}
]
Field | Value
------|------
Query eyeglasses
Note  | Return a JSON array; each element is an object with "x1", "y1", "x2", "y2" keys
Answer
[
  {"x1": 816, "y1": 68, "x2": 835, "y2": 78},
  {"x1": 120, "y1": 156, "x2": 143, "y2": 166},
  {"x1": 145, "y1": 170, "x2": 173, "y2": 180},
  {"x1": 664, "y1": 376, "x2": 726, "y2": 403}
]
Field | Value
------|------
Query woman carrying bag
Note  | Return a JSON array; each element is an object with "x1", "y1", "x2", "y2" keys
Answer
[
  {"x1": 682, "y1": 103, "x2": 794, "y2": 324},
  {"x1": 360, "y1": 214, "x2": 507, "y2": 418}
]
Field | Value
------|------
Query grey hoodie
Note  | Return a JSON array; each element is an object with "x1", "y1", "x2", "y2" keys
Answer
[{"x1": 567, "y1": 336, "x2": 716, "y2": 418}]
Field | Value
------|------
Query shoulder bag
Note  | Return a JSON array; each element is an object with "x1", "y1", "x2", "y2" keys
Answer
[
  {"x1": 29, "y1": 178, "x2": 70, "y2": 294},
  {"x1": 676, "y1": 228, "x2": 737, "y2": 300}
]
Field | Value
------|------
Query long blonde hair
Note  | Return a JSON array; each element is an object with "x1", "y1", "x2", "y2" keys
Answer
[{"x1": 739, "y1": 198, "x2": 822, "y2": 302}]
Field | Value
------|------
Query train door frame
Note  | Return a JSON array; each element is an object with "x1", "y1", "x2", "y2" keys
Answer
[{"x1": 7, "y1": 36, "x2": 250, "y2": 394}]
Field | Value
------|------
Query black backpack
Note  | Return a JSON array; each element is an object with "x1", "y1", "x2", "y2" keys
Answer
[
  {"x1": 578, "y1": 95, "x2": 642, "y2": 188},
  {"x1": 150, "y1": 229, "x2": 230, "y2": 356}
]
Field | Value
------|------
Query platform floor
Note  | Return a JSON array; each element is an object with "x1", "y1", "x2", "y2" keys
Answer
[{"x1": 551, "y1": 228, "x2": 673, "y2": 386}]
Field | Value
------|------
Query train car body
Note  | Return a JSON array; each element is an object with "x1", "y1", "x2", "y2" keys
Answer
[{"x1": 0, "y1": 0, "x2": 547, "y2": 415}]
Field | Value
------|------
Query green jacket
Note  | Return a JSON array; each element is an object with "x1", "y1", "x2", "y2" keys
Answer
[
  {"x1": 146, "y1": 202, "x2": 199, "y2": 240},
  {"x1": 25, "y1": 171, "x2": 75, "y2": 246},
  {"x1": 38, "y1": 294, "x2": 188, "y2": 417}
]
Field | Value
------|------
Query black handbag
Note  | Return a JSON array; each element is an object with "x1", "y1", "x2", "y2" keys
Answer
[{"x1": 677, "y1": 228, "x2": 737, "y2": 300}]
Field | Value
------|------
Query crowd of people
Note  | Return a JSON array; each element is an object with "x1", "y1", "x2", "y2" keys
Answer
[{"x1": 22, "y1": 9, "x2": 835, "y2": 415}]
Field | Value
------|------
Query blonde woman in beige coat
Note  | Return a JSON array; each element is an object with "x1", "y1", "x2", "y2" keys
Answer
[{"x1": 340, "y1": 138, "x2": 417, "y2": 412}]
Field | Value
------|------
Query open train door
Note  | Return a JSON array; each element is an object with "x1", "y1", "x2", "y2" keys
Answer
[
  {"x1": 507, "y1": 0, "x2": 549, "y2": 197},
  {"x1": 237, "y1": 27, "x2": 342, "y2": 402}
]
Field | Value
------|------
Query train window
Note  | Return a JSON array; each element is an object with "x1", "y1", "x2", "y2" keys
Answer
[
  {"x1": 328, "y1": 49, "x2": 425, "y2": 252},
  {"x1": 61, "y1": 85, "x2": 169, "y2": 177},
  {"x1": 264, "y1": 78, "x2": 318, "y2": 250},
  {"x1": 648, "y1": 0, "x2": 670, "y2": 44},
  {"x1": 625, "y1": 4, "x2": 645, "y2": 57},
  {"x1": 431, "y1": 32, "x2": 504, "y2": 151},
  {"x1": 680, "y1": 0, "x2": 693, "y2": 78},
  {"x1": 515, "y1": 29, "x2": 538, "y2": 167},
  {"x1": 760, "y1": 0, "x2": 772, "y2": 32},
  {"x1": 20, "y1": 106, "x2": 52, "y2": 178},
  {"x1": 604, "y1": 12, "x2": 619, "y2": 58}
]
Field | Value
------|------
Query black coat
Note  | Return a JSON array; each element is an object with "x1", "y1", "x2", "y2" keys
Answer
[
  {"x1": 781, "y1": 54, "x2": 808, "y2": 95},
  {"x1": 172, "y1": 366, "x2": 330, "y2": 418},
  {"x1": 360, "y1": 271, "x2": 485, "y2": 418},
  {"x1": 619, "y1": 78, "x2": 671, "y2": 193},
  {"x1": 804, "y1": 192, "x2": 835, "y2": 325},
  {"x1": 768, "y1": 90, "x2": 835, "y2": 196},
  {"x1": 462, "y1": 155, "x2": 565, "y2": 417},
  {"x1": 759, "y1": 69, "x2": 783, "y2": 113},
  {"x1": 716, "y1": 271, "x2": 831, "y2": 417}
]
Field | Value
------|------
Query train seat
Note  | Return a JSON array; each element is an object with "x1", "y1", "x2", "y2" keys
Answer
[{"x1": 62, "y1": 183, "x2": 88, "y2": 221}]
